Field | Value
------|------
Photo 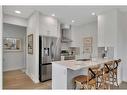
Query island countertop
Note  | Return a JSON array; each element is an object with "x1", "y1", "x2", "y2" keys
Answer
[{"x1": 52, "y1": 58, "x2": 115, "y2": 70}]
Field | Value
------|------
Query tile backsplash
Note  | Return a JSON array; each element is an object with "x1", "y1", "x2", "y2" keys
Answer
[{"x1": 98, "y1": 47, "x2": 114, "y2": 58}]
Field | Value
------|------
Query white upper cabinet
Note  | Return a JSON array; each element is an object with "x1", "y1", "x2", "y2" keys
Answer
[
  {"x1": 40, "y1": 15, "x2": 60, "y2": 38},
  {"x1": 98, "y1": 15, "x2": 104, "y2": 47},
  {"x1": 97, "y1": 10, "x2": 117, "y2": 47}
]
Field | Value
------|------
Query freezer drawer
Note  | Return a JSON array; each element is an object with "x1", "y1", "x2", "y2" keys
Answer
[{"x1": 39, "y1": 63, "x2": 52, "y2": 82}]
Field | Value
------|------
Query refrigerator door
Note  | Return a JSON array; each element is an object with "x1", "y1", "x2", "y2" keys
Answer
[
  {"x1": 42, "y1": 36, "x2": 52, "y2": 63},
  {"x1": 40, "y1": 63, "x2": 52, "y2": 82},
  {"x1": 43, "y1": 36, "x2": 61, "y2": 63},
  {"x1": 50, "y1": 37, "x2": 61, "y2": 61},
  {"x1": 53, "y1": 38, "x2": 61, "y2": 61}
]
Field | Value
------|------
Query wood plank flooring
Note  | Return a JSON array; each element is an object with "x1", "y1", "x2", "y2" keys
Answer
[
  {"x1": 3, "y1": 70, "x2": 127, "y2": 89},
  {"x1": 3, "y1": 70, "x2": 52, "y2": 89}
]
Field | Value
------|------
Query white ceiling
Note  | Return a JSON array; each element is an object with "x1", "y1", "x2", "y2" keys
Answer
[{"x1": 3, "y1": 6, "x2": 127, "y2": 26}]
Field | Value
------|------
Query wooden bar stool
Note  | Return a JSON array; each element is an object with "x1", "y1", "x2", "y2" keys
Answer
[
  {"x1": 85, "y1": 65, "x2": 99, "y2": 89},
  {"x1": 101, "y1": 59, "x2": 121, "y2": 88},
  {"x1": 98, "y1": 61, "x2": 114, "y2": 89},
  {"x1": 87, "y1": 65, "x2": 103, "y2": 89},
  {"x1": 73, "y1": 65, "x2": 100, "y2": 89},
  {"x1": 111, "y1": 59, "x2": 121, "y2": 88},
  {"x1": 73, "y1": 75, "x2": 87, "y2": 89}
]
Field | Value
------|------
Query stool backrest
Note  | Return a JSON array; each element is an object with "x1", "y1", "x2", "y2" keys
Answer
[
  {"x1": 88, "y1": 65, "x2": 100, "y2": 82},
  {"x1": 103, "y1": 59, "x2": 121, "y2": 73},
  {"x1": 114, "y1": 59, "x2": 121, "y2": 69},
  {"x1": 104, "y1": 61, "x2": 114, "y2": 73}
]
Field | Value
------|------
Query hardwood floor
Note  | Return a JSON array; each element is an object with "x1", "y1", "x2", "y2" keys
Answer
[
  {"x1": 3, "y1": 70, "x2": 52, "y2": 89},
  {"x1": 3, "y1": 70, "x2": 127, "y2": 90}
]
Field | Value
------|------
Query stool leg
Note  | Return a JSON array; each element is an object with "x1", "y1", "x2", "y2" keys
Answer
[
  {"x1": 108, "y1": 77, "x2": 111, "y2": 89},
  {"x1": 80, "y1": 85, "x2": 84, "y2": 90},
  {"x1": 112, "y1": 72, "x2": 115, "y2": 88},
  {"x1": 83, "y1": 84, "x2": 88, "y2": 89},
  {"x1": 96, "y1": 77, "x2": 99, "y2": 89},
  {"x1": 74, "y1": 81, "x2": 76, "y2": 89},
  {"x1": 115, "y1": 74, "x2": 119, "y2": 88}
]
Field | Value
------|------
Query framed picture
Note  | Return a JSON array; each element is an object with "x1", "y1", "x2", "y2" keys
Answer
[
  {"x1": 3, "y1": 38, "x2": 21, "y2": 51},
  {"x1": 83, "y1": 37, "x2": 93, "y2": 53},
  {"x1": 83, "y1": 37, "x2": 92, "y2": 46},
  {"x1": 83, "y1": 46, "x2": 92, "y2": 53},
  {"x1": 28, "y1": 34, "x2": 33, "y2": 54}
]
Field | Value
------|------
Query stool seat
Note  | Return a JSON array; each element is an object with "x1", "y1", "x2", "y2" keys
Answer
[
  {"x1": 74, "y1": 75, "x2": 87, "y2": 84},
  {"x1": 73, "y1": 75, "x2": 96, "y2": 89},
  {"x1": 85, "y1": 76, "x2": 96, "y2": 85}
]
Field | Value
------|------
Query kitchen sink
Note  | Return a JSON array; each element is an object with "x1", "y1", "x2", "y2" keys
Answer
[{"x1": 76, "y1": 59, "x2": 90, "y2": 61}]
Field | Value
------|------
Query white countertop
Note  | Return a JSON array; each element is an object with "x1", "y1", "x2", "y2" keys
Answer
[{"x1": 52, "y1": 58, "x2": 115, "y2": 70}]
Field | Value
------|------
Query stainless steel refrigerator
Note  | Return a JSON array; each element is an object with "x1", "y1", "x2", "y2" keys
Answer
[{"x1": 39, "y1": 36, "x2": 61, "y2": 82}]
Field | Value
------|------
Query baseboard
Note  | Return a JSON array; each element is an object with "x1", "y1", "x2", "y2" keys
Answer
[
  {"x1": 3, "y1": 67, "x2": 25, "y2": 72},
  {"x1": 122, "y1": 78, "x2": 127, "y2": 83},
  {"x1": 3, "y1": 68, "x2": 23, "y2": 72},
  {"x1": 122, "y1": 81, "x2": 127, "y2": 83},
  {"x1": 25, "y1": 71, "x2": 39, "y2": 84}
]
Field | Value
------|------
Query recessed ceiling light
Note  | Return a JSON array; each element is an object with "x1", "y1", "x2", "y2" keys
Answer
[
  {"x1": 15, "y1": 10, "x2": 21, "y2": 14},
  {"x1": 91, "y1": 12, "x2": 96, "y2": 16},
  {"x1": 51, "y1": 14, "x2": 55, "y2": 16},
  {"x1": 72, "y1": 20, "x2": 75, "y2": 23}
]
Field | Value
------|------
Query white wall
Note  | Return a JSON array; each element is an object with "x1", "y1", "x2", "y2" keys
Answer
[
  {"x1": 117, "y1": 12, "x2": 127, "y2": 82},
  {"x1": 3, "y1": 23, "x2": 26, "y2": 71},
  {"x1": 26, "y1": 12, "x2": 39, "y2": 83},
  {"x1": 71, "y1": 21, "x2": 98, "y2": 58},
  {"x1": 3, "y1": 14, "x2": 27, "y2": 27},
  {"x1": 0, "y1": 5, "x2": 3, "y2": 89}
]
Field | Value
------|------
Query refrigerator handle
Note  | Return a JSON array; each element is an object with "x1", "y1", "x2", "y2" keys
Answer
[{"x1": 50, "y1": 41, "x2": 54, "y2": 61}]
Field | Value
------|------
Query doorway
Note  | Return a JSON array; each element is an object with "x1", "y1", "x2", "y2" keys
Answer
[{"x1": 3, "y1": 23, "x2": 27, "y2": 88}]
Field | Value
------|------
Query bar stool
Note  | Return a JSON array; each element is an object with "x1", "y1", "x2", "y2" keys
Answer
[
  {"x1": 88, "y1": 65, "x2": 103, "y2": 89},
  {"x1": 85, "y1": 65, "x2": 100, "y2": 89},
  {"x1": 102, "y1": 59, "x2": 121, "y2": 88},
  {"x1": 73, "y1": 65, "x2": 100, "y2": 89},
  {"x1": 98, "y1": 61, "x2": 114, "y2": 89},
  {"x1": 73, "y1": 75, "x2": 87, "y2": 89},
  {"x1": 110, "y1": 59, "x2": 121, "y2": 88}
]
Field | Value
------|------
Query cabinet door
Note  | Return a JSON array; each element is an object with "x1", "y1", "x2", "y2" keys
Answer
[
  {"x1": 40, "y1": 16, "x2": 59, "y2": 37},
  {"x1": 40, "y1": 18, "x2": 49, "y2": 36},
  {"x1": 98, "y1": 16, "x2": 104, "y2": 47},
  {"x1": 49, "y1": 23, "x2": 57, "y2": 37},
  {"x1": 98, "y1": 13, "x2": 117, "y2": 47},
  {"x1": 49, "y1": 20, "x2": 60, "y2": 38}
]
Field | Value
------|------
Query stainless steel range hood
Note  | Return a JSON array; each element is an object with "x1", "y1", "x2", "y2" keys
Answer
[
  {"x1": 61, "y1": 37, "x2": 72, "y2": 43},
  {"x1": 61, "y1": 24, "x2": 72, "y2": 43}
]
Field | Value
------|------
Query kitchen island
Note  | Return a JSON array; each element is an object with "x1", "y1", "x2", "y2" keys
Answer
[{"x1": 52, "y1": 58, "x2": 120, "y2": 89}]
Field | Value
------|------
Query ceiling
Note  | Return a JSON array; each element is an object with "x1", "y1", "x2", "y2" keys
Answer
[{"x1": 3, "y1": 6, "x2": 127, "y2": 26}]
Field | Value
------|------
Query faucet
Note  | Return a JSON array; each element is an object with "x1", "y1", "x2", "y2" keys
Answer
[{"x1": 103, "y1": 47, "x2": 108, "y2": 58}]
